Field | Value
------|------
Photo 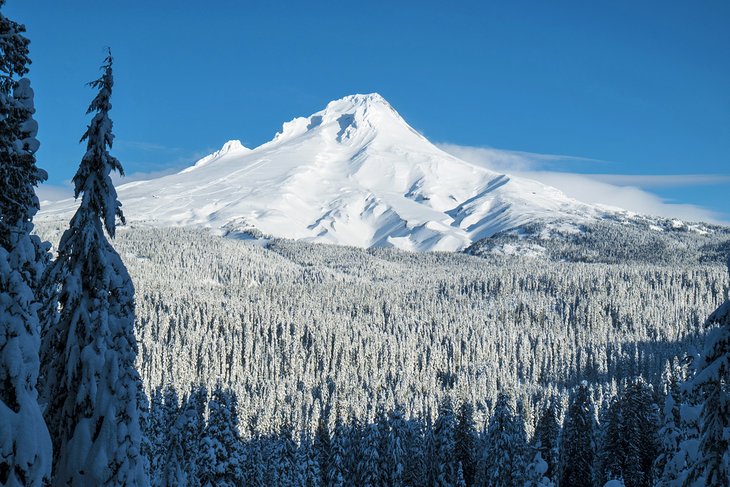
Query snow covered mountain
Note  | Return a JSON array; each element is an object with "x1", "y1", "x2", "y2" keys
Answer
[{"x1": 41, "y1": 93, "x2": 606, "y2": 252}]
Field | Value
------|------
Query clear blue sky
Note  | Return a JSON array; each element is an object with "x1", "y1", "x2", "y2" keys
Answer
[{"x1": 6, "y1": 0, "x2": 730, "y2": 221}]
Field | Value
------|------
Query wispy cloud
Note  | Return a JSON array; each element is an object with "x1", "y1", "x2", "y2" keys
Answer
[
  {"x1": 437, "y1": 143, "x2": 729, "y2": 225},
  {"x1": 36, "y1": 181, "x2": 74, "y2": 204},
  {"x1": 114, "y1": 140, "x2": 184, "y2": 154},
  {"x1": 587, "y1": 173, "x2": 730, "y2": 188},
  {"x1": 437, "y1": 142, "x2": 605, "y2": 173}
]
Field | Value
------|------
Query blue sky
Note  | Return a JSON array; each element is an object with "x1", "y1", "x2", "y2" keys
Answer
[{"x1": 6, "y1": 0, "x2": 730, "y2": 222}]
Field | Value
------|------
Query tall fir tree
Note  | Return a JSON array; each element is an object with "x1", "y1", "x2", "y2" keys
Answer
[
  {"x1": 478, "y1": 392, "x2": 527, "y2": 487},
  {"x1": 533, "y1": 398, "x2": 560, "y2": 482},
  {"x1": 359, "y1": 422, "x2": 381, "y2": 487},
  {"x1": 387, "y1": 406, "x2": 407, "y2": 487},
  {"x1": 455, "y1": 401, "x2": 478, "y2": 486},
  {"x1": 0, "y1": 2, "x2": 51, "y2": 484},
  {"x1": 158, "y1": 401, "x2": 188, "y2": 487},
  {"x1": 621, "y1": 378, "x2": 659, "y2": 487},
  {"x1": 686, "y1": 257, "x2": 730, "y2": 486},
  {"x1": 653, "y1": 360, "x2": 684, "y2": 484},
  {"x1": 199, "y1": 386, "x2": 245, "y2": 487},
  {"x1": 144, "y1": 388, "x2": 165, "y2": 482},
  {"x1": 314, "y1": 414, "x2": 331, "y2": 487},
  {"x1": 432, "y1": 398, "x2": 458, "y2": 487},
  {"x1": 328, "y1": 414, "x2": 348, "y2": 487},
  {"x1": 597, "y1": 395, "x2": 625, "y2": 484},
  {"x1": 38, "y1": 50, "x2": 147, "y2": 486},
  {"x1": 558, "y1": 382, "x2": 595, "y2": 487},
  {"x1": 181, "y1": 385, "x2": 207, "y2": 487}
]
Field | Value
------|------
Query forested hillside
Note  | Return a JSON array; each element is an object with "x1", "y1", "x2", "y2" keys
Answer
[{"x1": 35, "y1": 224, "x2": 728, "y2": 429}]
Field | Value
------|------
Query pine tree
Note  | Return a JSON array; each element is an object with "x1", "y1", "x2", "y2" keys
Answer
[
  {"x1": 38, "y1": 50, "x2": 147, "y2": 486},
  {"x1": 479, "y1": 392, "x2": 527, "y2": 487},
  {"x1": 181, "y1": 386, "x2": 207, "y2": 486},
  {"x1": 621, "y1": 378, "x2": 659, "y2": 487},
  {"x1": 242, "y1": 434, "x2": 266, "y2": 487},
  {"x1": 597, "y1": 395, "x2": 624, "y2": 484},
  {"x1": 533, "y1": 398, "x2": 560, "y2": 482},
  {"x1": 432, "y1": 398, "x2": 458, "y2": 486},
  {"x1": 199, "y1": 386, "x2": 245, "y2": 486},
  {"x1": 295, "y1": 431, "x2": 320, "y2": 487},
  {"x1": 273, "y1": 423, "x2": 297, "y2": 486},
  {"x1": 360, "y1": 422, "x2": 381, "y2": 487},
  {"x1": 145, "y1": 388, "x2": 165, "y2": 482},
  {"x1": 158, "y1": 402, "x2": 188, "y2": 487},
  {"x1": 0, "y1": 3, "x2": 51, "y2": 484},
  {"x1": 314, "y1": 414, "x2": 331, "y2": 486},
  {"x1": 328, "y1": 415, "x2": 348, "y2": 487},
  {"x1": 403, "y1": 419, "x2": 427, "y2": 487},
  {"x1": 455, "y1": 401, "x2": 478, "y2": 486},
  {"x1": 387, "y1": 406, "x2": 407, "y2": 487},
  {"x1": 558, "y1": 382, "x2": 595, "y2": 487},
  {"x1": 653, "y1": 360, "x2": 683, "y2": 483},
  {"x1": 686, "y1": 258, "x2": 730, "y2": 486}
]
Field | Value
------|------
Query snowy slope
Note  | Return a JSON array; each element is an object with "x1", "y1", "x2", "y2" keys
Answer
[{"x1": 40, "y1": 93, "x2": 605, "y2": 252}]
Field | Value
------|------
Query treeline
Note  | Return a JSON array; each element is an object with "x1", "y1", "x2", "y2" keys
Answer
[
  {"x1": 143, "y1": 352, "x2": 719, "y2": 486},
  {"x1": 469, "y1": 218, "x2": 730, "y2": 266}
]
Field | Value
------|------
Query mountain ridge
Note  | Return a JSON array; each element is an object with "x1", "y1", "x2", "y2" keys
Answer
[{"x1": 41, "y1": 93, "x2": 612, "y2": 251}]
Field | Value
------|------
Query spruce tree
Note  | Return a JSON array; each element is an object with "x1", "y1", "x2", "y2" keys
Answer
[
  {"x1": 145, "y1": 388, "x2": 165, "y2": 482},
  {"x1": 479, "y1": 392, "x2": 527, "y2": 487},
  {"x1": 621, "y1": 378, "x2": 659, "y2": 487},
  {"x1": 558, "y1": 382, "x2": 595, "y2": 487},
  {"x1": 387, "y1": 406, "x2": 407, "y2": 487},
  {"x1": 158, "y1": 403, "x2": 188, "y2": 487},
  {"x1": 455, "y1": 401, "x2": 478, "y2": 486},
  {"x1": 597, "y1": 396, "x2": 625, "y2": 484},
  {"x1": 687, "y1": 258, "x2": 730, "y2": 486},
  {"x1": 328, "y1": 415, "x2": 348, "y2": 487},
  {"x1": 0, "y1": 3, "x2": 51, "y2": 485},
  {"x1": 200, "y1": 386, "x2": 245, "y2": 486},
  {"x1": 39, "y1": 50, "x2": 147, "y2": 486},
  {"x1": 360, "y1": 422, "x2": 381, "y2": 487},
  {"x1": 432, "y1": 398, "x2": 458, "y2": 486},
  {"x1": 533, "y1": 398, "x2": 560, "y2": 482},
  {"x1": 181, "y1": 386, "x2": 207, "y2": 486},
  {"x1": 314, "y1": 414, "x2": 331, "y2": 486}
]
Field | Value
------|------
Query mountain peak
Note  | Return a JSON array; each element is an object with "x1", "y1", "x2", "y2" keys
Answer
[
  {"x1": 42, "y1": 94, "x2": 604, "y2": 252},
  {"x1": 268, "y1": 93, "x2": 415, "y2": 147},
  {"x1": 180, "y1": 139, "x2": 250, "y2": 174},
  {"x1": 327, "y1": 92, "x2": 390, "y2": 109}
]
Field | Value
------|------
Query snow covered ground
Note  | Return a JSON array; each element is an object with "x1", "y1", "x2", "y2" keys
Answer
[{"x1": 40, "y1": 93, "x2": 604, "y2": 251}]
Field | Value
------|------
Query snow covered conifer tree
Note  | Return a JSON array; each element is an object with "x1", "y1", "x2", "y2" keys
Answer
[
  {"x1": 387, "y1": 406, "x2": 406, "y2": 486},
  {"x1": 432, "y1": 398, "x2": 458, "y2": 486},
  {"x1": 314, "y1": 414, "x2": 331, "y2": 486},
  {"x1": 199, "y1": 386, "x2": 245, "y2": 486},
  {"x1": 533, "y1": 398, "x2": 560, "y2": 482},
  {"x1": 158, "y1": 404, "x2": 188, "y2": 487},
  {"x1": 455, "y1": 400, "x2": 477, "y2": 486},
  {"x1": 0, "y1": 3, "x2": 52, "y2": 484},
  {"x1": 558, "y1": 382, "x2": 595, "y2": 487},
  {"x1": 359, "y1": 422, "x2": 381, "y2": 486},
  {"x1": 144, "y1": 388, "x2": 165, "y2": 481},
  {"x1": 686, "y1": 257, "x2": 730, "y2": 486},
  {"x1": 479, "y1": 392, "x2": 527, "y2": 487},
  {"x1": 621, "y1": 378, "x2": 659, "y2": 487},
  {"x1": 38, "y1": 50, "x2": 147, "y2": 486},
  {"x1": 328, "y1": 415, "x2": 348, "y2": 487}
]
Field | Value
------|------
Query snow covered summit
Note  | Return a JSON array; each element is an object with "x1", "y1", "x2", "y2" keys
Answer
[{"x1": 41, "y1": 93, "x2": 602, "y2": 251}]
